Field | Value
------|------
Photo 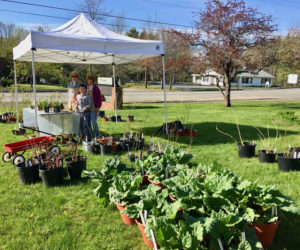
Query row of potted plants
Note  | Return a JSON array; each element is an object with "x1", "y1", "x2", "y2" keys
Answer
[
  {"x1": 16, "y1": 139, "x2": 86, "y2": 187},
  {"x1": 0, "y1": 112, "x2": 17, "y2": 123},
  {"x1": 35, "y1": 99, "x2": 64, "y2": 113},
  {"x1": 84, "y1": 146, "x2": 300, "y2": 249},
  {"x1": 84, "y1": 134, "x2": 145, "y2": 155},
  {"x1": 102, "y1": 115, "x2": 135, "y2": 122},
  {"x1": 216, "y1": 123, "x2": 300, "y2": 172}
]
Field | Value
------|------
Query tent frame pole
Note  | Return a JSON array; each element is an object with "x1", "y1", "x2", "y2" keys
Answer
[
  {"x1": 13, "y1": 60, "x2": 19, "y2": 125},
  {"x1": 112, "y1": 55, "x2": 117, "y2": 123},
  {"x1": 162, "y1": 55, "x2": 168, "y2": 135},
  {"x1": 31, "y1": 49, "x2": 38, "y2": 135}
]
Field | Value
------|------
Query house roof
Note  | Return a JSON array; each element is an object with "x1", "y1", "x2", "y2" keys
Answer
[
  {"x1": 192, "y1": 70, "x2": 274, "y2": 78},
  {"x1": 238, "y1": 70, "x2": 274, "y2": 78}
]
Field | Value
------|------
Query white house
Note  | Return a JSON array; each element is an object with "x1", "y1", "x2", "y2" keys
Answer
[{"x1": 192, "y1": 70, "x2": 275, "y2": 87}]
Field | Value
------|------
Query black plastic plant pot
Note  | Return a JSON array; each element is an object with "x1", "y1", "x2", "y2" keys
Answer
[
  {"x1": 135, "y1": 138, "x2": 144, "y2": 150},
  {"x1": 289, "y1": 147, "x2": 300, "y2": 153},
  {"x1": 92, "y1": 142, "x2": 101, "y2": 154},
  {"x1": 110, "y1": 115, "x2": 121, "y2": 122},
  {"x1": 39, "y1": 167, "x2": 63, "y2": 187},
  {"x1": 127, "y1": 115, "x2": 134, "y2": 122},
  {"x1": 128, "y1": 154, "x2": 137, "y2": 162},
  {"x1": 277, "y1": 154, "x2": 300, "y2": 172},
  {"x1": 66, "y1": 156, "x2": 87, "y2": 179},
  {"x1": 100, "y1": 144, "x2": 112, "y2": 155},
  {"x1": 53, "y1": 107, "x2": 61, "y2": 113},
  {"x1": 119, "y1": 140, "x2": 131, "y2": 151},
  {"x1": 110, "y1": 115, "x2": 116, "y2": 122},
  {"x1": 237, "y1": 142, "x2": 256, "y2": 158},
  {"x1": 44, "y1": 107, "x2": 49, "y2": 113},
  {"x1": 99, "y1": 111, "x2": 105, "y2": 118},
  {"x1": 16, "y1": 164, "x2": 39, "y2": 184},
  {"x1": 258, "y1": 150, "x2": 276, "y2": 163}
]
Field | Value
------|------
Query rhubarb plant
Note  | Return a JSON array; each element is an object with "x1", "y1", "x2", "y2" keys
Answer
[
  {"x1": 83, "y1": 157, "x2": 135, "y2": 207},
  {"x1": 108, "y1": 172, "x2": 143, "y2": 206}
]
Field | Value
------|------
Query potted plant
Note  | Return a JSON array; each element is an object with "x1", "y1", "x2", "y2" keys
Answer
[
  {"x1": 37, "y1": 100, "x2": 44, "y2": 111},
  {"x1": 83, "y1": 157, "x2": 135, "y2": 207},
  {"x1": 108, "y1": 172, "x2": 143, "y2": 225},
  {"x1": 99, "y1": 110, "x2": 105, "y2": 118},
  {"x1": 254, "y1": 123, "x2": 278, "y2": 163},
  {"x1": 216, "y1": 118, "x2": 256, "y2": 158},
  {"x1": 65, "y1": 142, "x2": 87, "y2": 179},
  {"x1": 246, "y1": 185, "x2": 299, "y2": 248},
  {"x1": 39, "y1": 157, "x2": 64, "y2": 187},
  {"x1": 277, "y1": 151, "x2": 300, "y2": 171},
  {"x1": 51, "y1": 101, "x2": 62, "y2": 112},
  {"x1": 16, "y1": 159, "x2": 39, "y2": 185}
]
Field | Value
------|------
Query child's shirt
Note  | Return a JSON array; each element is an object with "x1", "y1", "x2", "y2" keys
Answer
[{"x1": 77, "y1": 94, "x2": 91, "y2": 112}]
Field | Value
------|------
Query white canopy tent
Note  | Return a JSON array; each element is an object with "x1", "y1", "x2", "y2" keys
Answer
[{"x1": 13, "y1": 13, "x2": 168, "y2": 134}]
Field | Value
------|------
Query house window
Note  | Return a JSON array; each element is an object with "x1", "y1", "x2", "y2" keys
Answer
[
  {"x1": 242, "y1": 78, "x2": 252, "y2": 84},
  {"x1": 203, "y1": 76, "x2": 209, "y2": 82}
]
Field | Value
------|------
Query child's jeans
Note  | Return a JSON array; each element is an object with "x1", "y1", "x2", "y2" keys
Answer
[{"x1": 79, "y1": 110, "x2": 92, "y2": 139}]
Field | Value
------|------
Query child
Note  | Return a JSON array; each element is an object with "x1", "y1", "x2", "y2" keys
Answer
[{"x1": 76, "y1": 84, "x2": 92, "y2": 140}]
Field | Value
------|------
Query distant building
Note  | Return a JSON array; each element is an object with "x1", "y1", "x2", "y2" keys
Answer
[{"x1": 192, "y1": 70, "x2": 275, "y2": 87}]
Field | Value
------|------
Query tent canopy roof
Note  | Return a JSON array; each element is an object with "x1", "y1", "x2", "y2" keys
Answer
[{"x1": 13, "y1": 13, "x2": 164, "y2": 64}]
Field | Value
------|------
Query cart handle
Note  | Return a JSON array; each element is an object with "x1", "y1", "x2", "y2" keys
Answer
[{"x1": 23, "y1": 126, "x2": 56, "y2": 137}]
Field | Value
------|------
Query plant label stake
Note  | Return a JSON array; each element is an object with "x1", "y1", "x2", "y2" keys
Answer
[
  {"x1": 241, "y1": 232, "x2": 246, "y2": 241},
  {"x1": 158, "y1": 143, "x2": 161, "y2": 153},
  {"x1": 217, "y1": 239, "x2": 224, "y2": 250},
  {"x1": 298, "y1": 152, "x2": 300, "y2": 159},
  {"x1": 294, "y1": 152, "x2": 297, "y2": 159},
  {"x1": 144, "y1": 210, "x2": 147, "y2": 221},
  {"x1": 139, "y1": 210, "x2": 146, "y2": 226},
  {"x1": 150, "y1": 229, "x2": 158, "y2": 250},
  {"x1": 289, "y1": 144, "x2": 291, "y2": 150},
  {"x1": 25, "y1": 161, "x2": 28, "y2": 167},
  {"x1": 274, "y1": 147, "x2": 277, "y2": 153}
]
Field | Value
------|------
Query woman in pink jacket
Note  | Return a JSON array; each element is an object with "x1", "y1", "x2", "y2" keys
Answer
[{"x1": 86, "y1": 75, "x2": 102, "y2": 138}]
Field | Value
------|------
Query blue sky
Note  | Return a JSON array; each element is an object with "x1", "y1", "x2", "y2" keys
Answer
[{"x1": 0, "y1": 0, "x2": 299, "y2": 34}]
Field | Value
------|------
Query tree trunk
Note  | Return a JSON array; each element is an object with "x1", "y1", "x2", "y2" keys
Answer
[
  {"x1": 169, "y1": 77, "x2": 175, "y2": 90},
  {"x1": 144, "y1": 67, "x2": 148, "y2": 88},
  {"x1": 224, "y1": 77, "x2": 231, "y2": 107}
]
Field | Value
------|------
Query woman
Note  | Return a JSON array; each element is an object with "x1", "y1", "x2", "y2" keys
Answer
[
  {"x1": 86, "y1": 75, "x2": 102, "y2": 138},
  {"x1": 67, "y1": 71, "x2": 81, "y2": 111}
]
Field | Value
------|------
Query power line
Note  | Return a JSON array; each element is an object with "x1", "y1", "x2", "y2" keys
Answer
[
  {"x1": 0, "y1": 0, "x2": 194, "y2": 28},
  {"x1": 0, "y1": 8, "x2": 181, "y2": 34},
  {"x1": 139, "y1": 0, "x2": 197, "y2": 9}
]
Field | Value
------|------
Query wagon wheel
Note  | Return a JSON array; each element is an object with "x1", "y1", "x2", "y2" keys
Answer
[
  {"x1": 50, "y1": 145, "x2": 60, "y2": 155},
  {"x1": 12, "y1": 155, "x2": 25, "y2": 166},
  {"x1": 2, "y1": 152, "x2": 12, "y2": 163}
]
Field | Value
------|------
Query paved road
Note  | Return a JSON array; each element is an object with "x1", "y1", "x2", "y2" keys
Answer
[{"x1": 1, "y1": 88, "x2": 300, "y2": 104}]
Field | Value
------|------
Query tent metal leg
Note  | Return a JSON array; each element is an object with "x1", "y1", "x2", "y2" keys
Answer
[
  {"x1": 112, "y1": 59, "x2": 117, "y2": 123},
  {"x1": 162, "y1": 55, "x2": 168, "y2": 135},
  {"x1": 13, "y1": 61, "x2": 19, "y2": 125},
  {"x1": 31, "y1": 49, "x2": 38, "y2": 135}
]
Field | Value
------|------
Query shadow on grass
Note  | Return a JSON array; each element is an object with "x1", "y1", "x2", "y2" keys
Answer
[
  {"x1": 272, "y1": 211, "x2": 300, "y2": 249},
  {"x1": 122, "y1": 105, "x2": 160, "y2": 110},
  {"x1": 236, "y1": 102, "x2": 300, "y2": 110},
  {"x1": 140, "y1": 122, "x2": 298, "y2": 146}
]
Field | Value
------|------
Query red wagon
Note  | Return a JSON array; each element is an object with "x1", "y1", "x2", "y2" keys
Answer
[{"x1": 2, "y1": 136, "x2": 60, "y2": 166}]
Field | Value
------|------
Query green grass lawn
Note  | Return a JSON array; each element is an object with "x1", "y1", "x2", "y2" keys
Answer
[
  {"x1": 0, "y1": 83, "x2": 67, "y2": 92},
  {"x1": 1, "y1": 101, "x2": 300, "y2": 249}
]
